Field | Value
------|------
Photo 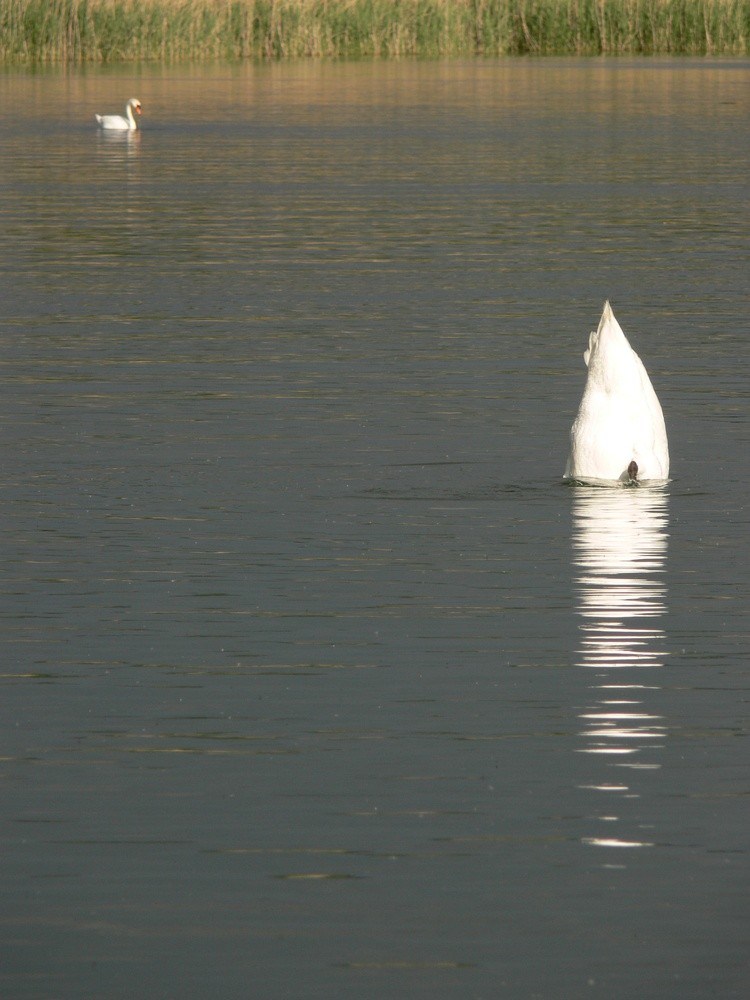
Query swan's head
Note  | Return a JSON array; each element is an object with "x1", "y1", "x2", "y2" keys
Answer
[{"x1": 128, "y1": 98, "x2": 142, "y2": 117}]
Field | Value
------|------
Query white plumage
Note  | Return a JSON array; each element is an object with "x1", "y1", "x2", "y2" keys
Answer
[
  {"x1": 564, "y1": 301, "x2": 669, "y2": 485},
  {"x1": 95, "y1": 98, "x2": 142, "y2": 131}
]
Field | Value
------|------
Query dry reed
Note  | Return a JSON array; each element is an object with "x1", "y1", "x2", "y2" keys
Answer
[{"x1": 1, "y1": 0, "x2": 747, "y2": 63}]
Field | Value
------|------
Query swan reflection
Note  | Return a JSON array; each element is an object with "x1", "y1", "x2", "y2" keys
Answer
[
  {"x1": 571, "y1": 485, "x2": 669, "y2": 850},
  {"x1": 96, "y1": 129, "x2": 142, "y2": 161}
]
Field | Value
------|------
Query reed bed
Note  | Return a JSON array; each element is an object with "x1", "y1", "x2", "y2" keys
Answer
[{"x1": 1, "y1": 0, "x2": 747, "y2": 63}]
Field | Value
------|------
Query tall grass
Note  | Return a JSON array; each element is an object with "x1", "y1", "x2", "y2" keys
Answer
[{"x1": 1, "y1": 0, "x2": 747, "y2": 63}]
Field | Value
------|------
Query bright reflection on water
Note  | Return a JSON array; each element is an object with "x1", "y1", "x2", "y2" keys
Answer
[{"x1": 572, "y1": 485, "x2": 669, "y2": 851}]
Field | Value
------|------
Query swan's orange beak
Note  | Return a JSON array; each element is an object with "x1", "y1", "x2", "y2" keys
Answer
[{"x1": 136, "y1": 105, "x2": 142, "y2": 115}]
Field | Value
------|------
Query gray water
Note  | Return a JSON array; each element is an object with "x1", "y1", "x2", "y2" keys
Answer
[{"x1": 1, "y1": 59, "x2": 748, "y2": 999}]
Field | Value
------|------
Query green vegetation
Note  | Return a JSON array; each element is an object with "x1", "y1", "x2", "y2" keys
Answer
[{"x1": 1, "y1": 0, "x2": 747, "y2": 63}]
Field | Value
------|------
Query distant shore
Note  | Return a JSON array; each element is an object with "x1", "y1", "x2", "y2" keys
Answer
[{"x1": 2, "y1": 0, "x2": 747, "y2": 64}]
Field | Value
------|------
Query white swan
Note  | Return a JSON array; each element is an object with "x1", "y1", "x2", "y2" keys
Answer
[
  {"x1": 564, "y1": 301, "x2": 669, "y2": 485},
  {"x1": 95, "y1": 98, "x2": 142, "y2": 131}
]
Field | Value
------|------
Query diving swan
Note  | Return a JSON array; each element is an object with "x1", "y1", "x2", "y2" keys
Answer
[
  {"x1": 95, "y1": 98, "x2": 142, "y2": 131},
  {"x1": 564, "y1": 301, "x2": 669, "y2": 485}
]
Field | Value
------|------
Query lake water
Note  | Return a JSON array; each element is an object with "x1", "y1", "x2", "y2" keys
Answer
[{"x1": 1, "y1": 59, "x2": 748, "y2": 999}]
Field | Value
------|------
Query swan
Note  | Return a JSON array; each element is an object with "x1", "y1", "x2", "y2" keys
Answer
[
  {"x1": 564, "y1": 301, "x2": 669, "y2": 485},
  {"x1": 95, "y1": 98, "x2": 142, "y2": 131}
]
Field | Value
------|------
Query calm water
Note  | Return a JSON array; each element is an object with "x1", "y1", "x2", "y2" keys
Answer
[{"x1": 1, "y1": 59, "x2": 748, "y2": 999}]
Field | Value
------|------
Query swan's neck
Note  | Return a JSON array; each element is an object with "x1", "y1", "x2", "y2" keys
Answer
[{"x1": 126, "y1": 104, "x2": 136, "y2": 129}]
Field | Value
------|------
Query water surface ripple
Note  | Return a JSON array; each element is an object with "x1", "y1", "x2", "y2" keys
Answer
[{"x1": 1, "y1": 60, "x2": 748, "y2": 1000}]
